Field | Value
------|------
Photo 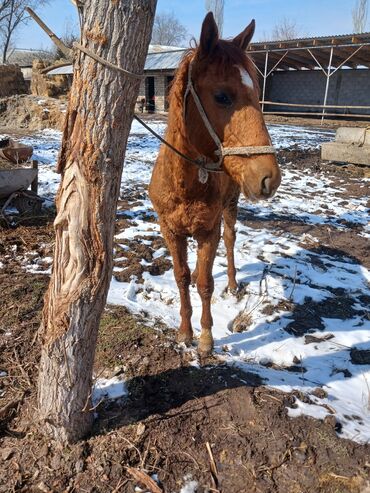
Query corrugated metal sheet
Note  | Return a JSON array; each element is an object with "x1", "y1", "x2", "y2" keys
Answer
[
  {"x1": 6, "y1": 48, "x2": 54, "y2": 67},
  {"x1": 254, "y1": 32, "x2": 370, "y2": 47},
  {"x1": 47, "y1": 65, "x2": 73, "y2": 75},
  {"x1": 144, "y1": 50, "x2": 187, "y2": 71},
  {"x1": 45, "y1": 49, "x2": 188, "y2": 76}
]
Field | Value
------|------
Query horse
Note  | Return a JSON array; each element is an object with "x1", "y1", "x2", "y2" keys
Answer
[{"x1": 149, "y1": 12, "x2": 281, "y2": 356}]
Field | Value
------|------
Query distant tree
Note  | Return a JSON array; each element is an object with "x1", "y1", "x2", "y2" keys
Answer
[
  {"x1": 271, "y1": 17, "x2": 301, "y2": 41},
  {"x1": 51, "y1": 19, "x2": 79, "y2": 60},
  {"x1": 0, "y1": 0, "x2": 50, "y2": 63},
  {"x1": 205, "y1": 0, "x2": 224, "y2": 36},
  {"x1": 0, "y1": 0, "x2": 11, "y2": 24},
  {"x1": 151, "y1": 11, "x2": 187, "y2": 46},
  {"x1": 352, "y1": 0, "x2": 368, "y2": 33}
]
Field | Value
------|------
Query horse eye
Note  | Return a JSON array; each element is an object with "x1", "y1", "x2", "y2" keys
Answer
[{"x1": 214, "y1": 92, "x2": 232, "y2": 107}]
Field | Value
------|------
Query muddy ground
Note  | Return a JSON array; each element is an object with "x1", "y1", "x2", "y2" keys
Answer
[{"x1": 0, "y1": 148, "x2": 370, "y2": 493}]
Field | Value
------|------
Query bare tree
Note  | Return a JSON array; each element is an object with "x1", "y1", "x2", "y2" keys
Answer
[
  {"x1": 0, "y1": 0, "x2": 50, "y2": 63},
  {"x1": 38, "y1": 0, "x2": 157, "y2": 443},
  {"x1": 0, "y1": 0, "x2": 11, "y2": 24},
  {"x1": 352, "y1": 0, "x2": 368, "y2": 32},
  {"x1": 205, "y1": 0, "x2": 224, "y2": 36},
  {"x1": 51, "y1": 19, "x2": 79, "y2": 60},
  {"x1": 151, "y1": 11, "x2": 187, "y2": 46},
  {"x1": 271, "y1": 17, "x2": 301, "y2": 41}
]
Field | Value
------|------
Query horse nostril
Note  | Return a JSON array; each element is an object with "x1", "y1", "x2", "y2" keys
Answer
[{"x1": 261, "y1": 176, "x2": 271, "y2": 196}]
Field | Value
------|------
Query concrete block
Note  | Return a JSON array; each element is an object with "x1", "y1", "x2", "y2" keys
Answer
[{"x1": 321, "y1": 142, "x2": 370, "y2": 165}]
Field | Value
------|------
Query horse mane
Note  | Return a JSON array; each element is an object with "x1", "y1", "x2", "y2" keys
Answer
[{"x1": 167, "y1": 40, "x2": 259, "y2": 128}]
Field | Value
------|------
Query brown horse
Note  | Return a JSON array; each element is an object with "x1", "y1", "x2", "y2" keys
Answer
[{"x1": 149, "y1": 12, "x2": 281, "y2": 356}]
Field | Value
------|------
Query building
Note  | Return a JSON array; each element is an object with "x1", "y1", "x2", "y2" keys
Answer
[
  {"x1": 6, "y1": 48, "x2": 54, "y2": 82},
  {"x1": 45, "y1": 34, "x2": 370, "y2": 120}
]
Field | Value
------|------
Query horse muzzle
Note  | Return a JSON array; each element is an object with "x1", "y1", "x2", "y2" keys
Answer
[{"x1": 240, "y1": 155, "x2": 281, "y2": 202}]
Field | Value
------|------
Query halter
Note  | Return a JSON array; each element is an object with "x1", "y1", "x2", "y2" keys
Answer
[{"x1": 183, "y1": 61, "x2": 276, "y2": 183}]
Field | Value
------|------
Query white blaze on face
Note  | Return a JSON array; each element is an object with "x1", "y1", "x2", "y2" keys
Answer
[{"x1": 238, "y1": 66, "x2": 254, "y2": 90}]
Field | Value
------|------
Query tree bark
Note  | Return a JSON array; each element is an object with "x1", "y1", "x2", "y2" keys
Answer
[{"x1": 38, "y1": 0, "x2": 157, "y2": 443}]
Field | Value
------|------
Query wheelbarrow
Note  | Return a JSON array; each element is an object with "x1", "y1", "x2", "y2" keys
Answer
[
  {"x1": 0, "y1": 137, "x2": 44, "y2": 222},
  {"x1": 0, "y1": 163, "x2": 43, "y2": 216}
]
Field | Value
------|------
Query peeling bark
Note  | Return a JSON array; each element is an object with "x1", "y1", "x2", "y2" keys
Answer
[{"x1": 38, "y1": 0, "x2": 157, "y2": 443}]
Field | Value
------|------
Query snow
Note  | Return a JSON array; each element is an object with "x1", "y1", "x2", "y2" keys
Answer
[
  {"x1": 178, "y1": 475, "x2": 199, "y2": 493},
  {"x1": 7, "y1": 119, "x2": 370, "y2": 444},
  {"x1": 92, "y1": 376, "x2": 128, "y2": 406}
]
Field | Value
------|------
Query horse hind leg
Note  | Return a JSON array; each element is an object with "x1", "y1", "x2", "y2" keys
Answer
[
  {"x1": 160, "y1": 225, "x2": 193, "y2": 345},
  {"x1": 223, "y1": 196, "x2": 238, "y2": 293}
]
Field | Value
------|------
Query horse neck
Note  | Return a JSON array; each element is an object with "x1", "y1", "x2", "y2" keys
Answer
[{"x1": 163, "y1": 58, "x2": 198, "y2": 174}]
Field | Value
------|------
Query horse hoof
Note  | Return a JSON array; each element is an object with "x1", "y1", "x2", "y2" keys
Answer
[
  {"x1": 198, "y1": 345, "x2": 213, "y2": 357},
  {"x1": 228, "y1": 282, "x2": 247, "y2": 298},
  {"x1": 198, "y1": 333, "x2": 214, "y2": 356},
  {"x1": 177, "y1": 331, "x2": 193, "y2": 346}
]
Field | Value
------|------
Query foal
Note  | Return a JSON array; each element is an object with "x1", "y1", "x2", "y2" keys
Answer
[{"x1": 149, "y1": 13, "x2": 281, "y2": 355}]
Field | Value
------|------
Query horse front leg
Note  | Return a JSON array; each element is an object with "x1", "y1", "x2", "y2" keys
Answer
[
  {"x1": 195, "y1": 225, "x2": 221, "y2": 356},
  {"x1": 160, "y1": 224, "x2": 193, "y2": 345},
  {"x1": 223, "y1": 196, "x2": 238, "y2": 293}
]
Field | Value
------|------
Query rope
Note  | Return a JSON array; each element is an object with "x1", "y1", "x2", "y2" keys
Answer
[
  {"x1": 73, "y1": 42, "x2": 144, "y2": 80},
  {"x1": 219, "y1": 146, "x2": 276, "y2": 156},
  {"x1": 133, "y1": 115, "x2": 218, "y2": 169}
]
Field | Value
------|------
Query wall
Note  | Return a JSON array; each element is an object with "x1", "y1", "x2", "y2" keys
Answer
[
  {"x1": 265, "y1": 69, "x2": 370, "y2": 116},
  {"x1": 136, "y1": 71, "x2": 172, "y2": 113},
  {"x1": 0, "y1": 65, "x2": 28, "y2": 98}
]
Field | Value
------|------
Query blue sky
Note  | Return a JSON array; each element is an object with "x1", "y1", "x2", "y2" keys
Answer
[{"x1": 16, "y1": 0, "x2": 361, "y2": 51}]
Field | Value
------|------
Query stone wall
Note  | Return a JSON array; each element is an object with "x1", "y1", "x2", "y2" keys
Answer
[
  {"x1": 31, "y1": 60, "x2": 71, "y2": 98},
  {"x1": 136, "y1": 72, "x2": 172, "y2": 113},
  {"x1": 265, "y1": 69, "x2": 370, "y2": 116},
  {"x1": 0, "y1": 65, "x2": 28, "y2": 98},
  {"x1": 154, "y1": 75, "x2": 166, "y2": 112}
]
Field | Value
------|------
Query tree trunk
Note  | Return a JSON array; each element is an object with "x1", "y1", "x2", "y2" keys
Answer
[{"x1": 38, "y1": 0, "x2": 157, "y2": 444}]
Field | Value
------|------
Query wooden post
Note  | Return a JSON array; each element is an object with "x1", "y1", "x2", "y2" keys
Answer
[
  {"x1": 26, "y1": 7, "x2": 73, "y2": 59},
  {"x1": 37, "y1": 0, "x2": 157, "y2": 444},
  {"x1": 261, "y1": 50, "x2": 269, "y2": 112},
  {"x1": 321, "y1": 46, "x2": 334, "y2": 123}
]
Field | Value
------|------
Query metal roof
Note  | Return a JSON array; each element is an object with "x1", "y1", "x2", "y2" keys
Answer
[
  {"x1": 5, "y1": 48, "x2": 54, "y2": 67},
  {"x1": 46, "y1": 64, "x2": 73, "y2": 75},
  {"x1": 144, "y1": 49, "x2": 187, "y2": 71},
  {"x1": 252, "y1": 32, "x2": 370, "y2": 49},
  {"x1": 247, "y1": 32, "x2": 370, "y2": 71}
]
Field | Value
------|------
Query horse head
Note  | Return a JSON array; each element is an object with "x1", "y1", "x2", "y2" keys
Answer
[{"x1": 184, "y1": 12, "x2": 281, "y2": 200}]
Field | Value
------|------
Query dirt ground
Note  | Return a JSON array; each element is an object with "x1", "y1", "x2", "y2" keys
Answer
[{"x1": 1, "y1": 148, "x2": 370, "y2": 493}]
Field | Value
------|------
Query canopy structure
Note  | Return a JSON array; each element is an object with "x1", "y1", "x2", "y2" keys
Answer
[{"x1": 247, "y1": 33, "x2": 370, "y2": 119}]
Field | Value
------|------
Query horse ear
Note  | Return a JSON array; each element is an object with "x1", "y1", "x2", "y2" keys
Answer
[
  {"x1": 199, "y1": 12, "x2": 219, "y2": 57},
  {"x1": 233, "y1": 19, "x2": 255, "y2": 51}
]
